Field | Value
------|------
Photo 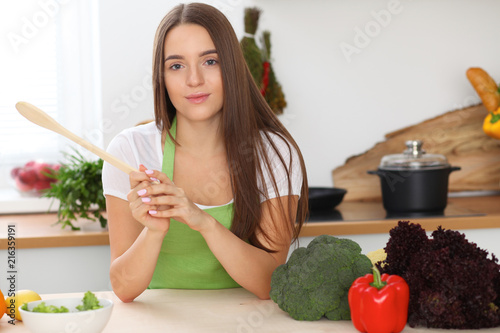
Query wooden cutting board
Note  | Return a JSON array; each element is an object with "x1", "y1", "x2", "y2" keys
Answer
[{"x1": 332, "y1": 104, "x2": 500, "y2": 201}]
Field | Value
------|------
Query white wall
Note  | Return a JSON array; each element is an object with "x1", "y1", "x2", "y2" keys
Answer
[{"x1": 99, "y1": 0, "x2": 500, "y2": 187}]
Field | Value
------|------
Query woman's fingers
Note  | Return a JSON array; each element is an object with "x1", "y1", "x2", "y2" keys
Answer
[
  {"x1": 126, "y1": 180, "x2": 150, "y2": 202},
  {"x1": 128, "y1": 165, "x2": 171, "y2": 200},
  {"x1": 128, "y1": 166, "x2": 208, "y2": 230},
  {"x1": 135, "y1": 181, "x2": 179, "y2": 200},
  {"x1": 142, "y1": 168, "x2": 174, "y2": 185},
  {"x1": 123, "y1": 165, "x2": 172, "y2": 233},
  {"x1": 129, "y1": 170, "x2": 150, "y2": 189},
  {"x1": 139, "y1": 191, "x2": 184, "y2": 207},
  {"x1": 129, "y1": 198, "x2": 155, "y2": 220}
]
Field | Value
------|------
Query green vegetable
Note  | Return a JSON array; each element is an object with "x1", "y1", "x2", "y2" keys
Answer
[
  {"x1": 270, "y1": 235, "x2": 372, "y2": 321},
  {"x1": 21, "y1": 302, "x2": 69, "y2": 313},
  {"x1": 43, "y1": 149, "x2": 106, "y2": 230},
  {"x1": 76, "y1": 291, "x2": 103, "y2": 311},
  {"x1": 20, "y1": 291, "x2": 103, "y2": 313}
]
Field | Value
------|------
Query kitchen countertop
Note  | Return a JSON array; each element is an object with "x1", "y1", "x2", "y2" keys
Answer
[
  {"x1": 0, "y1": 195, "x2": 499, "y2": 249},
  {"x1": 301, "y1": 194, "x2": 500, "y2": 237},
  {"x1": 1, "y1": 288, "x2": 499, "y2": 332}
]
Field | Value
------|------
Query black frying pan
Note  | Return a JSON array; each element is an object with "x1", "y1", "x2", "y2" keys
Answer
[{"x1": 308, "y1": 187, "x2": 347, "y2": 211}]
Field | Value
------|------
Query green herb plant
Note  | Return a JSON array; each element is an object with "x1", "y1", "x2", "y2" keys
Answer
[{"x1": 43, "y1": 149, "x2": 106, "y2": 230}]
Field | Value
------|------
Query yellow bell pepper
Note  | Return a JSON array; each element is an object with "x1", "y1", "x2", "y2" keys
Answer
[{"x1": 483, "y1": 107, "x2": 500, "y2": 140}]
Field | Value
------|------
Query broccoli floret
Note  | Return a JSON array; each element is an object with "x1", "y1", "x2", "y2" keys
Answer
[{"x1": 270, "y1": 235, "x2": 372, "y2": 321}]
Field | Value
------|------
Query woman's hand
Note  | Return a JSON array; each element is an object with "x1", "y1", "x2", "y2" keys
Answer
[
  {"x1": 127, "y1": 165, "x2": 172, "y2": 235},
  {"x1": 134, "y1": 168, "x2": 214, "y2": 233}
]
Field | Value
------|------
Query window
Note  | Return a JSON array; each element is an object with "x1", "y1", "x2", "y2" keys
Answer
[{"x1": 0, "y1": 0, "x2": 101, "y2": 213}]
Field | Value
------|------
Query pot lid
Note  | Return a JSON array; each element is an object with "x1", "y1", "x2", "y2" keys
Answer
[{"x1": 379, "y1": 140, "x2": 449, "y2": 170}]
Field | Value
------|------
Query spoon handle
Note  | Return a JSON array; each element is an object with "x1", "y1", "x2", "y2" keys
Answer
[{"x1": 15, "y1": 101, "x2": 138, "y2": 175}]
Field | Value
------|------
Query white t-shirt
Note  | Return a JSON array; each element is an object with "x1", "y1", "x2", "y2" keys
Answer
[{"x1": 102, "y1": 121, "x2": 302, "y2": 209}]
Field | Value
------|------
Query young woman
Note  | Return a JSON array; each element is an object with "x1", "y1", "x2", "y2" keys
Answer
[{"x1": 102, "y1": 3, "x2": 308, "y2": 302}]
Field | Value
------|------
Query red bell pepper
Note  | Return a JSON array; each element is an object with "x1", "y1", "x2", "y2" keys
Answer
[{"x1": 348, "y1": 266, "x2": 409, "y2": 333}]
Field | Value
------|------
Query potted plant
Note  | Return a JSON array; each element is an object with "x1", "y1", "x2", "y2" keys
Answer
[{"x1": 43, "y1": 149, "x2": 106, "y2": 230}]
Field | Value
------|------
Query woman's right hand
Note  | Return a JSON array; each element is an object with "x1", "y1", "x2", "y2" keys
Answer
[{"x1": 127, "y1": 164, "x2": 171, "y2": 235}]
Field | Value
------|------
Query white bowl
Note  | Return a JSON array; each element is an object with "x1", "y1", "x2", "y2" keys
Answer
[{"x1": 19, "y1": 298, "x2": 113, "y2": 333}]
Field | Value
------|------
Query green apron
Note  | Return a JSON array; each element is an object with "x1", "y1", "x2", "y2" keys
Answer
[{"x1": 148, "y1": 118, "x2": 240, "y2": 289}]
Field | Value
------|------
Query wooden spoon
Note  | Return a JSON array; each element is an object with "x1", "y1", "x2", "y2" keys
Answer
[{"x1": 15, "y1": 101, "x2": 138, "y2": 175}]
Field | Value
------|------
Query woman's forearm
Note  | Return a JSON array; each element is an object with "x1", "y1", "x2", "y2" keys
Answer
[
  {"x1": 110, "y1": 227, "x2": 166, "y2": 302},
  {"x1": 200, "y1": 215, "x2": 283, "y2": 300}
]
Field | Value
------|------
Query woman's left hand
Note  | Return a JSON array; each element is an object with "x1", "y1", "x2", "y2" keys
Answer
[{"x1": 137, "y1": 169, "x2": 213, "y2": 232}]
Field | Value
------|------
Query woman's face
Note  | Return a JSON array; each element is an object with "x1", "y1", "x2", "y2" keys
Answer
[{"x1": 163, "y1": 24, "x2": 224, "y2": 123}]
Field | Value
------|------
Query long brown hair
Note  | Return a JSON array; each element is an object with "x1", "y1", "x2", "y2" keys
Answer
[{"x1": 152, "y1": 3, "x2": 308, "y2": 251}]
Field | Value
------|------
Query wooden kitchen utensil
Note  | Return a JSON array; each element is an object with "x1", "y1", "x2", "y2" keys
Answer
[{"x1": 15, "y1": 101, "x2": 138, "y2": 175}]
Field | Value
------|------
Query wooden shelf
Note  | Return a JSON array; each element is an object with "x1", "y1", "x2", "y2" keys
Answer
[{"x1": 0, "y1": 214, "x2": 109, "y2": 249}]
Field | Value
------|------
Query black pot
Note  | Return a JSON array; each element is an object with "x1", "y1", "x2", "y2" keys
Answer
[
  {"x1": 367, "y1": 140, "x2": 461, "y2": 214},
  {"x1": 368, "y1": 167, "x2": 460, "y2": 213}
]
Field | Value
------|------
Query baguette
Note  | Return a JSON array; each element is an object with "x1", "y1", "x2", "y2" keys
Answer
[{"x1": 466, "y1": 67, "x2": 500, "y2": 112}]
